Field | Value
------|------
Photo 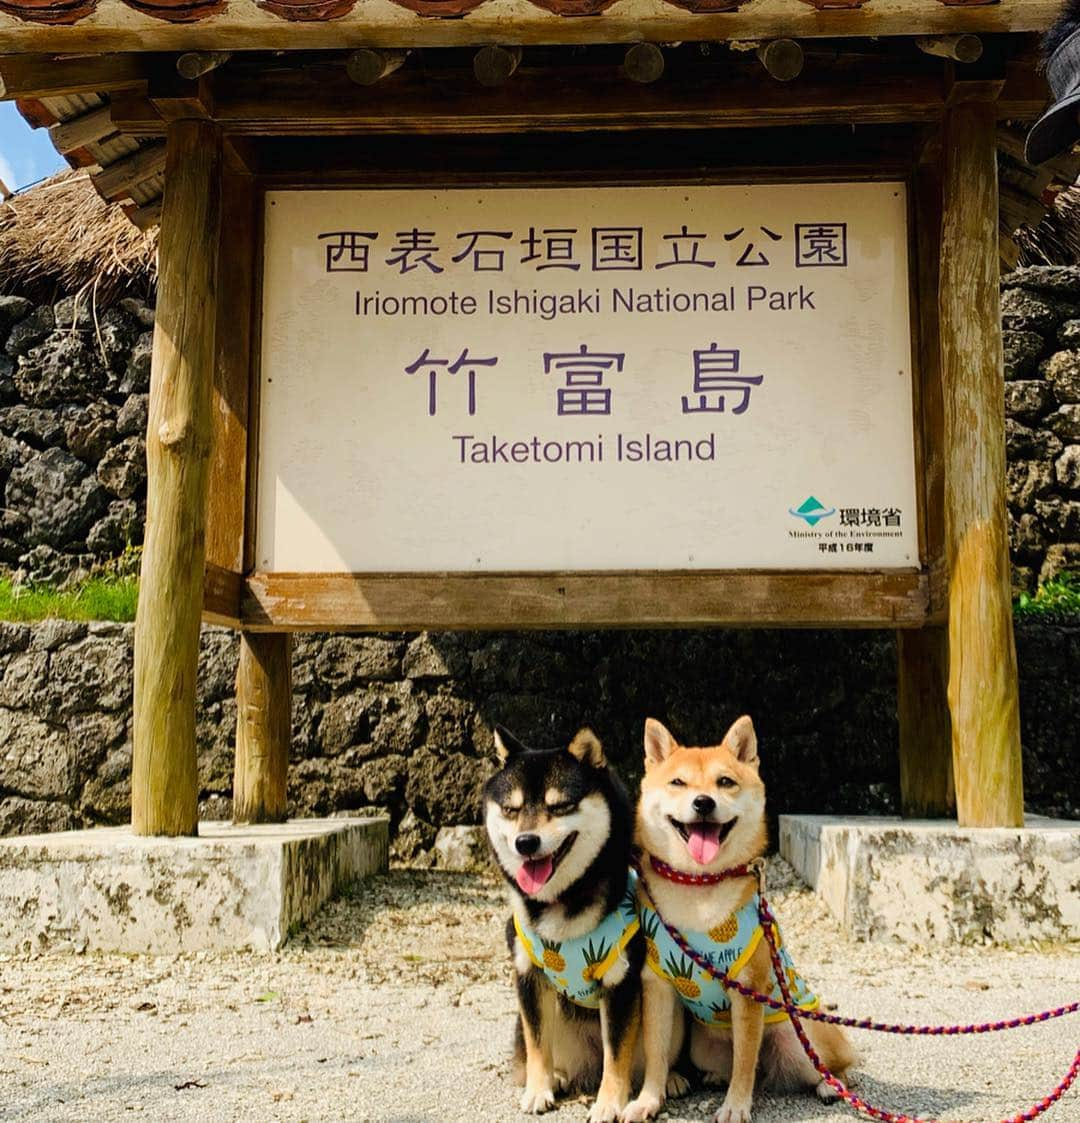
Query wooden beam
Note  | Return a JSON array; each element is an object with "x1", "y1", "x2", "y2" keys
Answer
[
  {"x1": 233, "y1": 633, "x2": 291, "y2": 825},
  {"x1": 176, "y1": 50, "x2": 231, "y2": 81},
  {"x1": 0, "y1": 53, "x2": 147, "y2": 99},
  {"x1": 128, "y1": 197, "x2": 162, "y2": 230},
  {"x1": 940, "y1": 97, "x2": 1024, "y2": 828},
  {"x1": 48, "y1": 105, "x2": 116, "y2": 154},
  {"x1": 473, "y1": 45, "x2": 521, "y2": 88},
  {"x1": 108, "y1": 56, "x2": 1046, "y2": 140},
  {"x1": 897, "y1": 628, "x2": 955, "y2": 818},
  {"x1": 623, "y1": 43, "x2": 665, "y2": 86},
  {"x1": 345, "y1": 48, "x2": 406, "y2": 87},
  {"x1": 757, "y1": 40, "x2": 804, "y2": 83},
  {"x1": 132, "y1": 116, "x2": 222, "y2": 838},
  {"x1": 135, "y1": 66, "x2": 953, "y2": 137},
  {"x1": 91, "y1": 143, "x2": 166, "y2": 201},
  {"x1": 916, "y1": 35, "x2": 983, "y2": 64},
  {"x1": 240, "y1": 570, "x2": 930, "y2": 632},
  {"x1": 999, "y1": 182, "x2": 1049, "y2": 233},
  {"x1": 0, "y1": 0, "x2": 1059, "y2": 54}
]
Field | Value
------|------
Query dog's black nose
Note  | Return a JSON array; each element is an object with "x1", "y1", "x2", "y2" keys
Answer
[
  {"x1": 515, "y1": 833, "x2": 541, "y2": 856},
  {"x1": 692, "y1": 795, "x2": 716, "y2": 816}
]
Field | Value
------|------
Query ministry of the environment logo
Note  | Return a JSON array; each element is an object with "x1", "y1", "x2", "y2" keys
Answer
[{"x1": 789, "y1": 496, "x2": 836, "y2": 527}]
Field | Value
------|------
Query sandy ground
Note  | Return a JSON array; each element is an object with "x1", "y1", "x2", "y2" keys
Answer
[{"x1": 0, "y1": 859, "x2": 1078, "y2": 1123}]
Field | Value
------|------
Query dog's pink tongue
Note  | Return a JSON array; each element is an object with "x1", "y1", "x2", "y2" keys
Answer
[
  {"x1": 516, "y1": 856, "x2": 554, "y2": 895},
  {"x1": 687, "y1": 824, "x2": 722, "y2": 865}
]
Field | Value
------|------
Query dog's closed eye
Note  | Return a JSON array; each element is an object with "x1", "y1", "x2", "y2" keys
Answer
[{"x1": 546, "y1": 801, "x2": 577, "y2": 816}]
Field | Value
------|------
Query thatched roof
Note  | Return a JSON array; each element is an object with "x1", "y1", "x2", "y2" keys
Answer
[
  {"x1": 0, "y1": 169, "x2": 156, "y2": 305},
  {"x1": 1017, "y1": 185, "x2": 1080, "y2": 267}
]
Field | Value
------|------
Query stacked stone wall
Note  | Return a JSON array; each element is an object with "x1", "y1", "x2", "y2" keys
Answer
[
  {"x1": 1, "y1": 621, "x2": 1075, "y2": 858},
  {"x1": 0, "y1": 291, "x2": 152, "y2": 584},
  {"x1": 1002, "y1": 267, "x2": 1080, "y2": 591}
]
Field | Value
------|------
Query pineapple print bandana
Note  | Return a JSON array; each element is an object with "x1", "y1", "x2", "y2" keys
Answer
[
  {"x1": 514, "y1": 873, "x2": 640, "y2": 1009},
  {"x1": 637, "y1": 891, "x2": 819, "y2": 1027}
]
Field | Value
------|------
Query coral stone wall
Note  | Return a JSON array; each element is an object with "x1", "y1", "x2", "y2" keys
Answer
[
  {"x1": 0, "y1": 291, "x2": 151, "y2": 584},
  {"x1": 1, "y1": 621, "x2": 1076, "y2": 858},
  {"x1": 1001, "y1": 268, "x2": 1080, "y2": 591}
]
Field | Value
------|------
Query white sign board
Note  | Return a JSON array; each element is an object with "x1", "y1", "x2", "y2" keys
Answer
[{"x1": 257, "y1": 183, "x2": 918, "y2": 573}]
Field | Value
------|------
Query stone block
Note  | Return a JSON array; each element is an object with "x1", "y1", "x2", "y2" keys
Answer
[
  {"x1": 779, "y1": 815, "x2": 1080, "y2": 945},
  {"x1": 1003, "y1": 380, "x2": 1055, "y2": 420},
  {"x1": 1056, "y1": 445, "x2": 1080, "y2": 491},
  {"x1": 1002, "y1": 266, "x2": 1080, "y2": 300},
  {"x1": 433, "y1": 825, "x2": 491, "y2": 871},
  {"x1": 1040, "y1": 543, "x2": 1080, "y2": 585},
  {"x1": 0, "y1": 817, "x2": 388, "y2": 953},
  {"x1": 999, "y1": 289, "x2": 1064, "y2": 334},
  {"x1": 1002, "y1": 330, "x2": 1045, "y2": 380}
]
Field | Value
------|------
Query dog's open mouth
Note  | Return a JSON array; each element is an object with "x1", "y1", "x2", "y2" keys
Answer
[
  {"x1": 668, "y1": 816, "x2": 737, "y2": 865},
  {"x1": 516, "y1": 831, "x2": 578, "y2": 895}
]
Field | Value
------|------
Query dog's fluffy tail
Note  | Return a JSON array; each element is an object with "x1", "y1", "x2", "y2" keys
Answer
[{"x1": 1046, "y1": 0, "x2": 1080, "y2": 60}]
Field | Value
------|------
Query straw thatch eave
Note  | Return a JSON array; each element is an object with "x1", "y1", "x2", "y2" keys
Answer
[{"x1": 0, "y1": 169, "x2": 156, "y2": 306}]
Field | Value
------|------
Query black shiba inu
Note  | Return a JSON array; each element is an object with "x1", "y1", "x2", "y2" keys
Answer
[{"x1": 483, "y1": 725, "x2": 645, "y2": 1122}]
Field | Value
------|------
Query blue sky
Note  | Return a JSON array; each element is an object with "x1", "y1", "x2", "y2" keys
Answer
[{"x1": 0, "y1": 101, "x2": 66, "y2": 193}]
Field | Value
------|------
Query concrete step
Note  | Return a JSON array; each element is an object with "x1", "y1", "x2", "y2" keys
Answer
[{"x1": 0, "y1": 816, "x2": 388, "y2": 953}]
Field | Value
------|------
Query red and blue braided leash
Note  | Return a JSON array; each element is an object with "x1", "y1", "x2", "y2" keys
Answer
[{"x1": 637, "y1": 855, "x2": 1080, "y2": 1123}]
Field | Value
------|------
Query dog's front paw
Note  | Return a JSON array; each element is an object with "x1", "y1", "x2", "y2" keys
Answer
[
  {"x1": 666, "y1": 1072, "x2": 691, "y2": 1099},
  {"x1": 520, "y1": 1084, "x2": 557, "y2": 1114},
  {"x1": 622, "y1": 1091, "x2": 662, "y2": 1122},
  {"x1": 712, "y1": 1096, "x2": 752, "y2": 1123},
  {"x1": 586, "y1": 1093, "x2": 623, "y2": 1123},
  {"x1": 816, "y1": 1078, "x2": 843, "y2": 1102}
]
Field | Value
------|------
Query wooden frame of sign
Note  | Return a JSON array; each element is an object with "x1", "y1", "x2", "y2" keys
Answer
[
  {"x1": 202, "y1": 135, "x2": 937, "y2": 634},
  {"x1": 110, "y1": 56, "x2": 1026, "y2": 836}
]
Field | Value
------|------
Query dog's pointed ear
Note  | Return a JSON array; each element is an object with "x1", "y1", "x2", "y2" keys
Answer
[
  {"x1": 568, "y1": 728, "x2": 605, "y2": 768},
  {"x1": 724, "y1": 715, "x2": 758, "y2": 765},
  {"x1": 493, "y1": 725, "x2": 528, "y2": 763},
  {"x1": 644, "y1": 718, "x2": 677, "y2": 768}
]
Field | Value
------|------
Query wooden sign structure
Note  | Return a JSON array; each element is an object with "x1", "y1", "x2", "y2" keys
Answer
[{"x1": 0, "y1": 3, "x2": 1053, "y2": 839}]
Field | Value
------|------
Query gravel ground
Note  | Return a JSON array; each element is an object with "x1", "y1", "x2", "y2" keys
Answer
[{"x1": 0, "y1": 859, "x2": 1077, "y2": 1123}]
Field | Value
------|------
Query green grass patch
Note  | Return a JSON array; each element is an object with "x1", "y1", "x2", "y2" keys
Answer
[
  {"x1": 0, "y1": 575, "x2": 138, "y2": 623},
  {"x1": 1014, "y1": 574, "x2": 1080, "y2": 619}
]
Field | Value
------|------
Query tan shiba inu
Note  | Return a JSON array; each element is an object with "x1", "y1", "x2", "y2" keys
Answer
[{"x1": 624, "y1": 717, "x2": 855, "y2": 1123}]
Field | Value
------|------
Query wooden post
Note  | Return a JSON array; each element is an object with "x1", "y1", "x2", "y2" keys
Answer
[
  {"x1": 896, "y1": 160, "x2": 953, "y2": 819},
  {"x1": 233, "y1": 633, "x2": 292, "y2": 824},
  {"x1": 940, "y1": 98, "x2": 1024, "y2": 828},
  {"x1": 897, "y1": 629, "x2": 954, "y2": 817},
  {"x1": 132, "y1": 117, "x2": 222, "y2": 837}
]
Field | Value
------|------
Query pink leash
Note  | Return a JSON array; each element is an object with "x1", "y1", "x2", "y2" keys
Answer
[{"x1": 636, "y1": 859, "x2": 1080, "y2": 1123}]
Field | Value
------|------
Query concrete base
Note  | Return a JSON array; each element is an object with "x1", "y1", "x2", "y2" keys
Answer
[
  {"x1": 0, "y1": 817, "x2": 388, "y2": 954},
  {"x1": 779, "y1": 814, "x2": 1080, "y2": 945}
]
